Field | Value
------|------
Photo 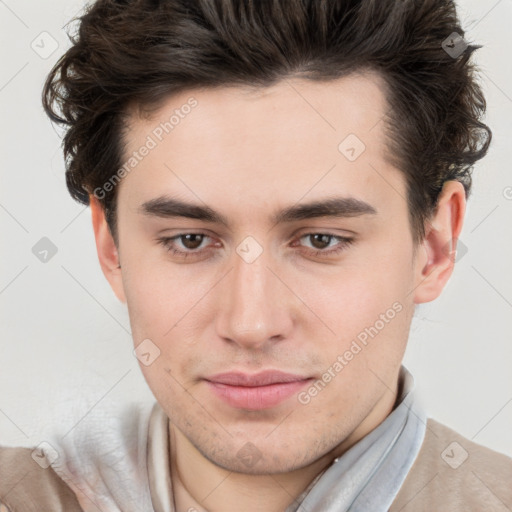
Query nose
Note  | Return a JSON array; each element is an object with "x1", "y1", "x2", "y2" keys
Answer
[{"x1": 214, "y1": 239, "x2": 295, "y2": 351}]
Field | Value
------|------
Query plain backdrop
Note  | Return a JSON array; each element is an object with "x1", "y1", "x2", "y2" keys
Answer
[{"x1": 1, "y1": 0, "x2": 511, "y2": 458}]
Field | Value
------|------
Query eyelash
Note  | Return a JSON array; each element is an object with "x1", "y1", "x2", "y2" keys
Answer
[{"x1": 156, "y1": 232, "x2": 355, "y2": 260}]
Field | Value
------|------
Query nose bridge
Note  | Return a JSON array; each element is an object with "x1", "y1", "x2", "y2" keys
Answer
[{"x1": 215, "y1": 236, "x2": 292, "y2": 348}]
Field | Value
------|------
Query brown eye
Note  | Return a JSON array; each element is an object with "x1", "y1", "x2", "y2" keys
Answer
[
  {"x1": 308, "y1": 234, "x2": 333, "y2": 250},
  {"x1": 156, "y1": 233, "x2": 216, "y2": 260},
  {"x1": 295, "y1": 233, "x2": 355, "y2": 257},
  {"x1": 179, "y1": 234, "x2": 205, "y2": 250}
]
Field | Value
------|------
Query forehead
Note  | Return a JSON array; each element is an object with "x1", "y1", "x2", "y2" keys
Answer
[
  {"x1": 125, "y1": 69, "x2": 389, "y2": 148},
  {"x1": 118, "y1": 71, "x2": 404, "y2": 221}
]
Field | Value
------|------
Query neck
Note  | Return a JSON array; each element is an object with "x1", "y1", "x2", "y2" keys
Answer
[{"x1": 169, "y1": 424, "x2": 333, "y2": 512}]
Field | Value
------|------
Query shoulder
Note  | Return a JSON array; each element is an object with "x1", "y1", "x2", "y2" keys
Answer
[
  {"x1": 0, "y1": 445, "x2": 82, "y2": 511},
  {"x1": 0, "y1": 400, "x2": 156, "y2": 512},
  {"x1": 390, "y1": 418, "x2": 512, "y2": 512}
]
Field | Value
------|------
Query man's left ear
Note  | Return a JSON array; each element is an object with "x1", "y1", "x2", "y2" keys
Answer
[{"x1": 413, "y1": 180, "x2": 466, "y2": 304}]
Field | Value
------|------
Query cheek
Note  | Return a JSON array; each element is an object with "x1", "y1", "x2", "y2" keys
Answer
[
  {"x1": 296, "y1": 248, "x2": 415, "y2": 369},
  {"x1": 307, "y1": 261, "x2": 411, "y2": 335},
  {"x1": 121, "y1": 260, "x2": 205, "y2": 379},
  {"x1": 122, "y1": 257, "x2": 202, "y2": 337}
]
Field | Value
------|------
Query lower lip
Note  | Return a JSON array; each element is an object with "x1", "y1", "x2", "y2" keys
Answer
[{"x1": 205, "y1": 379, "x2": 312, "y2": 410}]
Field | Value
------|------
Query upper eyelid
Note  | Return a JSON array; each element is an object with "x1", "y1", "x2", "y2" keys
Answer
[
  {"x1": 167, "y1": 231, "x2": 351, "y2": 240},
  {"x1": 160, "y1": 227, "x2": 355, "y2": 239}
]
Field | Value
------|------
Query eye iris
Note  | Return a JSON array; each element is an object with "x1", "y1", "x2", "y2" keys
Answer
[
  {"x1": 310, "y1": 234, "x2": 331, "y2": 249},
  {"x1": 181, "y1": 234, "x2": 203, "y2": 250}
]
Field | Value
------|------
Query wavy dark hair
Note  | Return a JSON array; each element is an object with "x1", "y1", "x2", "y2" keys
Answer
[{"x1": 43, "y1": 0, "x2": 491, "y2": 245}]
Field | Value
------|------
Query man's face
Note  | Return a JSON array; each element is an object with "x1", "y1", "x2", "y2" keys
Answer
[{"x1": 113, "y1": 72, "x2": 423, "y2": 473}]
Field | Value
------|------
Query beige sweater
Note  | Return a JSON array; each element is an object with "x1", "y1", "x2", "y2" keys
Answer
[{"x1": 1, "y1": 418, "x2": 511, "y2": 511}]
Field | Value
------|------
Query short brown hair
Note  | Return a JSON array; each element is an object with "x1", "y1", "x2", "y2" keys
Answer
[{"x1": 43, "y1": 0, "x2": 491, "y2": 244}]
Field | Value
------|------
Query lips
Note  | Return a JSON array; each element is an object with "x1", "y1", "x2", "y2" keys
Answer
[{"x1": 204, "y1": 371, "x2": 313, "y2": 410}]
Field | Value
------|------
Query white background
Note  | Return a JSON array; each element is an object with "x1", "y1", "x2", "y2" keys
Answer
[{"x1": 1, "y1": 0, "x2": 511, "y2": 457}]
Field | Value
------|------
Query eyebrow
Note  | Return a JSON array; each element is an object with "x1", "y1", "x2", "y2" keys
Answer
[{"x1": 138, "y1": 195, "x2": 377, "y2": 227}]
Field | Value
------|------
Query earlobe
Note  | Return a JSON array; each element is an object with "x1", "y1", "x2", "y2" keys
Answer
[
  {"x1": 413, "y1": 181, "x2": 466, "y2": 304},
  {"x1": 89, "y1": 195, "x2": 127, "y2": 303}
]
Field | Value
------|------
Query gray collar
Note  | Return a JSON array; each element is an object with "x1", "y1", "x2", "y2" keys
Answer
[{"x1": 285, "y1": 365, "x2": 426, "y2": 512}]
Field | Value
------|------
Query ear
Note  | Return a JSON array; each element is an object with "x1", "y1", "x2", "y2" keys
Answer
[
  {"x1": 413, "y1": 180, "x2": 466, "y2": 304},
  {"x1": 90, "y1": 195, "x2": 127, "y2": 303}
]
